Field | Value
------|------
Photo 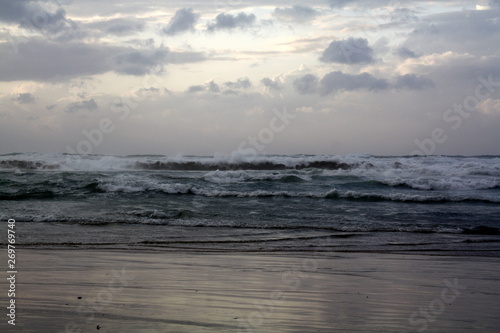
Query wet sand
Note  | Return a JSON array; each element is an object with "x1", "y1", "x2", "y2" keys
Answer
[{"x1": 4, "y1": 250, "x2": 500, "y2": 332}]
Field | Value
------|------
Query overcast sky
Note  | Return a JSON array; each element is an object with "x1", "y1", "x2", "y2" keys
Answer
[{"x1": 1, "y1": 0, "x2": 499, "y2": 156}]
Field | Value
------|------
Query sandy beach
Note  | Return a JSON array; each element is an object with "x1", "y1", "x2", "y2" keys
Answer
[{"x1": 2, "y1": 250, "x2": 499, "y2": 333}]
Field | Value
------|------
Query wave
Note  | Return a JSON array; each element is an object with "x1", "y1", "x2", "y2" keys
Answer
[
  {"x1": 1, "y1": 153, "x2": 499, "y2": 175},
  {"x1": 462, "y1": 226, "x2": 500, "y2": 235},
  {"x1": 88, "y1": 178, "x2": 500, "y2": 202},
  {"x1": 4, "y1": 218, "x2": 498, "y2": 237},
  {"x1": 0, "y1": 160, "x2": 59, "y2": 170},
  {"x1": 1, "y1": 153, "x2": 499, "y2": 203},
  {"x1": 202, "y1": 170, "x2": 312, "y2": 183},
  {"x1": 0, "y1": 190, "x2": 56, "y2": 200},
  {"x1": 374, "y1": 178, "x2": 500, "y2": 191},
  {"x1": 3, "y1": 182, "x2": 499, "y2": 203},
  {"x1": 133, "y1": 159, "x2": 357, "y2": 171},
  {"x1": 0, "y1": 155, "x2": 358, "y2": 171}
]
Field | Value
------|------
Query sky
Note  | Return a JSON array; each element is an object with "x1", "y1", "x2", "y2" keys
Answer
[{"x1": 0, "y1": 0, "x2": 499, "y2": 156}]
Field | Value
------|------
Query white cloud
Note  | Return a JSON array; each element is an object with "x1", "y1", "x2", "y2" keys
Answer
[{"x1": 477, "y1": 98, "x2": 500, "y2": 114}]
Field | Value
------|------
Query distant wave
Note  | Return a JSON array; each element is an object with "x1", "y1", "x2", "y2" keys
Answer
[
  {"x1": 0, "y1": 160, "x2": 59, "y2": 170},
  {"x1": 1, "y1": 153, "x2": 499, "y2": 175},
  {"x1": 133, "y1": 160, "x2": 356, "y2": 171},
  {"x1": 0, "y1": 156, "x2": 356, "y2": 171}
]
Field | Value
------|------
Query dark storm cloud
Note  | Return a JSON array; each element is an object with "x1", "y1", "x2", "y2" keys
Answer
[
  {"x1": 318, "y1": 71, "x2": 389, "y2": 95},
  {"x1": 293, "y1": 74, "x2": 319, "y2": 94},
  {"x1": 163, "y1": 8, "x2": 199, "y2": 36},
  {"x1": 261, "y1": 77, "x2": 282, "y2": 90},
  {"x1": 13, "y1": 93, "x2": 36, "y2": 104},
  {"x1": 0, "y1": 39, "x2": 206, "y2": 81},
  {"x1": 224, "y1": 77, "x2": 252, "y2": 89},
  {"x1": 0, "y1": 0, "x2": 76, "y2": 34},
  {"x1": 64, "y1": 99, "x2": 98, "y2": 113},
  {"x1": 272, "y1": 5, "x2": 319, "y2": 23},
  {"x1": 207, "y1": 12, "x2": 256, "y2": 32},
  {"x1": 394, "y1": 74, "x2": 434, "y2": 90},
  {"x1": 320, "y1": 38, "x2": 374, "y2": 64}
]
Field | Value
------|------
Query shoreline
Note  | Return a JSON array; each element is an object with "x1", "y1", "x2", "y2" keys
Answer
[
  {"x1": 2, "y1": 250, "x2": 500, "y2": 332},
  {"x1": 6, "y1": 245, "x2": 500, "y2": 257}
]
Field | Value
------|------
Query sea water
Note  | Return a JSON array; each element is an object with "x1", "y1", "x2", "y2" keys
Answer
[{"x1": 1, "y1": 153, "x2": 499, "y2": 255}]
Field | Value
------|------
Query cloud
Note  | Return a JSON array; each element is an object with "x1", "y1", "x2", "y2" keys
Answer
[
  {"x1": 402, "y1": 9, "x2": 500, "y2": 56},
  {"x1": 0, "y1": 39, "x2": 206, "y2": 81},
  {"x1": 477, "y1": 98, "x2": 500, "y2": 115},
  {"x1": 88, "y1": 18, "x2": 145, "y2": 36},
  {"x1": 13, "y1": 93, "x2": 36, "y2": 104},
  {"x1": 163, "y1": 8, "x2": 199, "y2": 35},
  {"x1": 327, "y1": 0, "x2": 355, "y2": 8},
  {"x1": 294, "y1": 72, "x2": 433, "y2": 95},
  {"x1": 272, "y1": 5, "x2": 319, "y2": 23},
  {"x1": 326, "y1": 0, "x2": 400, "y2": 9},
  {"x1": 187, "y1": 79, "x2": 251, "y2": 94},
  {"x1": 396, "y1": 47, "x2": 419, "y2": 59},
  {"x1": 319, "y1": 71, "x2": 389, "y2": 95},
  {"x1": 320, "y1": 38, "x2": 374, "y2": 64},
  {"x1": 261, "y1": 77, "x2": 282, "y2": 90},
  {"x1": 389, "y1": 8, "x2": 418, "y2": 24},
  {"x1": 187, "y1": 85, "x2": 205, "y2": 94},
  {"x1": 0, "y1": 0, "x2": 76, "y2": 35},
  {"x1": 207, "y1": 12, "x2": 256, "y2": 32},
  {"x1": 64, "y1": 99, "x2": 98, "y2": 113},
  {"x1": 394, "y1": 74, "x2": 434, "y2": 90},
  {"x1": 112, "y1": 48, "x2": 169, "y2": 76},
  {"x1": 207, "y1": 81, "x2": 220, "y2": 93},
  {"x1": 293, "y1": 74, "x2": 319, "y2": 94},
  {"x1": 224, "y1": 77, "x2": 252, "y2": 89},
  {"x1": 397, "y1": 52, "x2": 500, "y2": 83},
  {"x1": 187, "y1": 81, "x2": 220, "y2": 93}
]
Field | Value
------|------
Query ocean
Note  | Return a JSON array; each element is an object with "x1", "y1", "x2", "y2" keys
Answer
[{"x1": 1, "y1": 153, "x2": 499, "y2": 256}]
